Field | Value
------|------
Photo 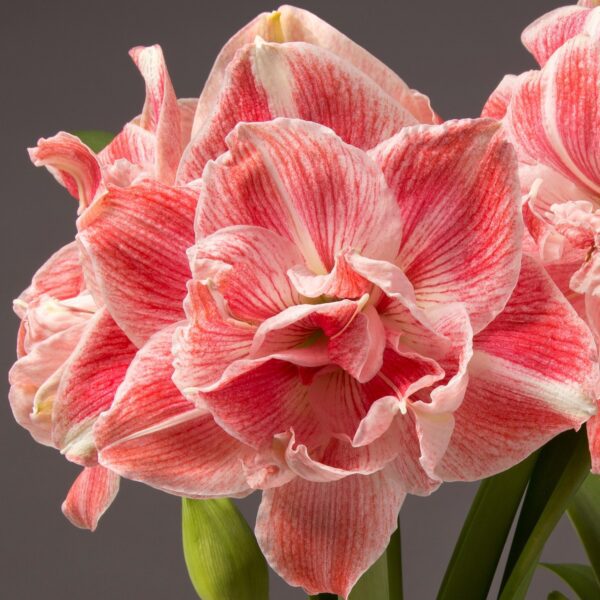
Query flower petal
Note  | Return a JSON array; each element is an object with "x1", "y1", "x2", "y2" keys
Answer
[
  {"x1": 178, "y1": 40, "x2": 418, "y2": 183},
  {"x1": 588, "y1": 414, "x2": 600, "y2": 474},
  {"x1": 439, "y1": 256, "x2": 598, "y2": 480},
  {"x1": 255, "y1": 468, "x2": 405, "y2": 598},
  {"x1": 77, "y1": 181, "x2": 196, "y2": 346},
  {"x1": 9, "y1": 322, "x2": 87, "y2": 446},
  {"x1": 17, "y1": 242, "x2": 85, "y2": 309},
  {"x1": 522, "y1": 5, "x2": 592, "y2": 66},
  {"x1": 96, "y1": 325, "x2": 254, "y2": 498},
  {"x1": 191, "y1": 225, "x2": 304, "y2": 322},
  {"x1": 196, "y1": 118, "x2": 402, "y2": 277},
  {"x1": 129, "y1": 45, "x2": 182, "y2": 183},
  {"x1": 53, "y1": 308, "x2": 137, "y2": 465},
  {"x1": 506, "y1": 37, "x2": 600, "y2": 196},
  {"x1": 191, "y1": 6, "x2": 437, "y2": 138},
  {"x1": 369, "y1": 118, "x2": 521, "y2": 333},
  {"x1": 61, "y1": 465, "x2": 120, "y2": 531},
  {"x1": 29, "y1": 132, "x2": 101, "y2": 212},
  {"x1": 481, "y1": 74, "x2": 520, "y2": 119}
]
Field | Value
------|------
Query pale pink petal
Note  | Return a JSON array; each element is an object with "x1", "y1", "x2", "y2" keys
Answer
[
  {"x1": 9, "y1": 322, "x2": 88, "y2": 446},
  {"x1": 522, "y1": 5, "x2": 591, "y2": 66},
  {"x1": 29, "y1": 132, "x2": 101, "y2": 212},
  {"x1": 17, "y1": 242, "x2": 85, "y2": 309},
  {"x1": 129, "y1": 45, "x2": 182, "y2": 183},
  {"x1": 77, "y1": 181, "x2": 196, "y2": 346},
  {"x1": 255, "y1": 469, "x2": 405, "y2": 598},
  {"x1": 439, "y1": 256, "x2": 598, "y2": 480},
  {"x1": 370, "y1": 118, "x2": 521, "y2": 333},
  {"x1": 53, "y1": 308, "x2": 137, "y2": 465},
  {"x1": 196, "y1": 118, "x2": 402, "y2": 277},
  {"x1": 178, "y1": 41, "x2": 418, "y2": 183},
  {"x1": 481, "y1": 74, "x2": 520, "y2": 119},
  {"x1": 191, "y1": 225, "x2": 304, "y2": 322},
  {"x1": 96, "y1": 326, "x2": 254, "y2": 498},
  {"x1": 191, "y1": 6, "x2": 437, "y2": 138},
  {"x1": 506, "y1": 38, "x2": 600, "y2": 195},
  {"x1": 97, "y1": 124, "x2": 155, "y2": 186},
  {"x1": 588, "y1": 414, "x2": 600, "y2": 473},
  {"x1": 62, "y1": 465, "x2": 120, "y2": 531}
]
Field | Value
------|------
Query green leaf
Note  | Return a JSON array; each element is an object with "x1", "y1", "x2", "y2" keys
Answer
[
  {"x1": 436, "y1": 453, "x2": 537, "y2": 600},
  {"x1": 568, "y1": 474, "x2": 600, "y2": 582},
  {"x1": 541, "y1": 563, "x2": 600, "y2": 600},
  {"x1": 547, "y1": 591, "x2": 570, "y2": 600},
  {"x1": 72, "y1": 129, "x2": 115, "y2": 152},
  {"x1": 499, "y1": 429, "x2": 591, "y2": 600},
  {"x1": 182, "y1": 498, "x2": 268, "y2": 600}
]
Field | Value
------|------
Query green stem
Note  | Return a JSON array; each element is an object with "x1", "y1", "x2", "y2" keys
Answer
[
  {"x1": 436, "y1": 453, "x2": 537, "y2": 600},
  {"x1": 387, "y1": 523, "x2": 403, "y2": 599},
  {"x1": 308, "y1": 595, "x2": 337, "y2": 600},
  {"x1": 499, "y1": 429, "x2": 591, "y2": 600}
]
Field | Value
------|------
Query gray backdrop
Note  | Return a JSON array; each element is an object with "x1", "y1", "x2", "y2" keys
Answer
[{"x1": 0, "y1": 1, "x2": 585, "y2": 598}]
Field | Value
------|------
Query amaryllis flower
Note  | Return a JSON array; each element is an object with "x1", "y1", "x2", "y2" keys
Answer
[
  {"x1": 14, "y1": 7, "x2": 438, "y2": 529},
  {"x1": 482, "y1": 0, "x2": 600, "y2": 470},
  {"x1": 10, "y1": 44, "x2": 194, "y2": 530},
  {"x1": 95, "y1": 116, "x2": 597, "y2": 597}
]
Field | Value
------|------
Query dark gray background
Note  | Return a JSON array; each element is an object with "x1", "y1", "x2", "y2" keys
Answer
[{"x1": 0, "y1": 1, "x2": 585, "y2": 598}]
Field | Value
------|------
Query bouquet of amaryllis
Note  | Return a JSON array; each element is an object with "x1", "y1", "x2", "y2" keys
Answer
[{"x1": 11, "y1": 2, "x2": 600, "y2": 598}]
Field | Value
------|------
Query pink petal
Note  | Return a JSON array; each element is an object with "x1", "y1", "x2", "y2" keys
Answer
[
  {"x1": 196, "y1": 118, "x2": 402, "y2": 277},
  {"x1": 506, "y1": 37, "x2": 600, "y2": 196},
  {"x1": 481, "y1": 74, "x2": 520, "y2": 119},
  {"x1": 96, "y1": 325, "x2": 254, "y2": 498},
  {"x1": 77, "y1": 181, "x2": 196, "y2": 346},
  {"x1": 173, "y1": 281, "x2": 255, "y2": 394},
  {"x1": 53, "y1": 308, "x2": 137, "y2": 465},
  {"x1": 370, "y1": 118, "x2": 521, "y2": 334},
  {"x1": 9, "y1": 322, "x2": 87, "y2": 446},
  {"x1": 17, "y1": 242, "x2": 85, "y2": 309},
  {"x1": 439, "y1": 256, "x2": 598, "y2": 480},
  {"x1": 29, "y1": 132, "x2": 101, "y2": 212},
  {"x1": 97, "y1": 124, "x2": 156, "y2": 186},
  {"x1": 62, "y1": 465, "x2": 120, "y2": 531},
  {"x1": 255, "y1": 469, "x2": 405, "y2": 598},
  {"x1": 522, "y1": 5, "x2": 592, "y2": 66},
  {"x1": 191, "y1": 225, "x2": 303, "y2": 322},
  {"x1": 129, "y1": 45, "x2": 182, "y2": 183},
  {"x1": 191, "y1": 6, "x2": 437, "y2": 138},
  {"x1": 588, "y1": 414, "x2": 600, "y2": 473},
  {"x1": 198, "y1": 359, "x2": 323, "y2": 449},
  {"x1": 178, "y1": 41, "x2": 418, "y2": 183}
]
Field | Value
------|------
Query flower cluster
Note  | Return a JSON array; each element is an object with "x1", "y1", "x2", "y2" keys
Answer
[{"x1": 10, "y1": 4, "x2": 600, "y2": 597}]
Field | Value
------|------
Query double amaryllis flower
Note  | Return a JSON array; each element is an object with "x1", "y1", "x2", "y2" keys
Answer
[
  {"x1": 10, "y1": 5, "x2": 600, "y2": 597},
  {"x1": 484, "y1": 0, "x2": 600, "y2": 472}
]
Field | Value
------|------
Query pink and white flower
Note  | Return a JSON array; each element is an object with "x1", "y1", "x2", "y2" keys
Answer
[
  {"x1": 483, "y1": 0, "x2": 600, "y2": 470},
  {"x1": 95, "y1": 116, "x2": 597, "y2": 596},
  {"x1": 14, "y1": 7, "x2": 438, "y2": 530}
]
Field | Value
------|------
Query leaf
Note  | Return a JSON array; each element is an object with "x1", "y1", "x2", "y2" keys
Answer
[
  {"x1": 499, "y1": 429, "x2": 591, "y2": 600},
  {"x1": 436, "y1": 453, "x2": 537, "y2": 600},
  {"x1": 568, "y1": 474, "x2": 600, "y2": 582},
  {"x1": 547, "y1": 592, "x2": 570, "y2": 600},
  {"x1": 72, "y1": 130, "x2": 115, "y2": 153},
  {"x1": 541, "y1": 563, "x2": 600, "y2": 600},
  {"x1": 182, "y1": 498, "x2": 268, "y2": 600}
]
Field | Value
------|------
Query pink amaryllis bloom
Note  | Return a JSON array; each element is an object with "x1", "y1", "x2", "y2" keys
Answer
[
  {"x1": 95, "y1": 115, "x2": 597, "y2": 597},
  {"x1": 11, "y1": 45, "x2": 196, "y2": 530},
  {"x1": 482, "y1": 0, "x2": 600, "y2": 470},
  {"x1": 15, "y1": 7, "x2": 438, "y2": 529}
]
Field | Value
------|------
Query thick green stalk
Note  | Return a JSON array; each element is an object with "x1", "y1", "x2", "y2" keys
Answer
[
  {"x1": 436, "y1": 453, "x2": 537, "y2": 600},
  {"x1": 499, "y1": 429, "x2": 591, "y2": 600},
  {"x1": 387, "y1": 526, "x2": 403, "y2": 599}
]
